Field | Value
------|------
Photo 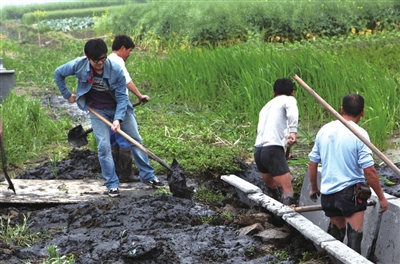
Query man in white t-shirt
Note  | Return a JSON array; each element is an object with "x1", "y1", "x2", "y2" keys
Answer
[
  {"x1": 254, "y1": 78, "x2": 298, "y2": 205},
  {"x1": 108, "y1": 35, "x2": 162, "y2": 186}
]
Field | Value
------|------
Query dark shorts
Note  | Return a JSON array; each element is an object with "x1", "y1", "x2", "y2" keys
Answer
[
  {"x1": 321, "y1": 184, "x2": 367, "y2": 217},
  {"x1": 254, "y1": 146, "x2": 290, "y2": 176}
]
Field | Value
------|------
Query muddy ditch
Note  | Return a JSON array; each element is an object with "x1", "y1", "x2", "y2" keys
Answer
[
  {"x1": 2, "y1": 147, "x2": 399, "y2": 263},
  {"x1": 1, "y1": 148, "x2": 322, "y2": 264},
  {"x1": 2, "y1": 93, "x2": 400, "y2": 263}
]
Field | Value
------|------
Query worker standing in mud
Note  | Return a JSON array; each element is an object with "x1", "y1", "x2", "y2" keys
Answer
[
  {"x1": 308, "y1": 94, "x2": 388, "y2": 253},
  {"x1": 54, "y1": 38, "x2": 162, "y2": 197},
  {"x1": 107, "y1": 34, "x2": 155, "y2": 184},
  {"x1": 254, "y1": 78, "x2": 298, "y2": 205}
]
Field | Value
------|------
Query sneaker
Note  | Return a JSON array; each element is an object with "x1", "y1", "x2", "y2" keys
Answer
[
  {"x1": 108, "y1": 188, "x2": 120, "y2": 197},
  {"x1": 145, "y1": 177, "x2": 163, "y2": 187}
]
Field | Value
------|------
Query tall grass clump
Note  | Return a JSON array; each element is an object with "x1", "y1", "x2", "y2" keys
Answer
[{"x1": 0, "y1": 92, "x2": 70, "y2": 169}]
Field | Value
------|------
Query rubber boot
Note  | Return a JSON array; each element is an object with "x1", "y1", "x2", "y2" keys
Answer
[
  {"x1": 268, "y1": 186, "x2": 282, "y2": 201},
  {"x1": 111, "y1": 145, "x2": 120, "y2": 175},
  {"x1": 346, "y1": 222, "x2": 363, "y2": 254},
  {"x1": 327, "y1": 224, "x2": 346, "y2": 242},
  {"x1": 280, "y1": 195, "x2": 293, "y2": 205},
  {"x1": 279, "y1": 187, "x2": 294, "y2": 205},
  {"x1": 118, "y1": 148, "x2": 138, "y2": 183}
]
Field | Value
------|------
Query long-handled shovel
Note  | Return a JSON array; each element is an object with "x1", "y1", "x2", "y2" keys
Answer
[
  {"x1": 88, "y1": 107, "x2": 173, "y2": 172},
  {"x1": 0, "y1": 126, "x2": 16, "y2": 194},
  {"x1": 68, "y1": 101, "x2": 142, "y2": 148},
  {"x1": 88, "y1": 107, "x2": 194, "y2": 197},
  {"x1": 293, "y1": 74, "x2": 400, "y2": 177}
]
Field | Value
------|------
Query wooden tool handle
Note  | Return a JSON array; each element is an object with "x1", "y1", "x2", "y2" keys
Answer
[
  {"x1": 88, "y1": 107, "x2": 172, "y2": 171},
  {"x1": 293, "y1": 75, "x2": 400, "y2": 177}
]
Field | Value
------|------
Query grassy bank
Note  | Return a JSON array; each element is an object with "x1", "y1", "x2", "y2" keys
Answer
[{"x1": 1, "y1": 25, "x2": 399, "y2": 181}]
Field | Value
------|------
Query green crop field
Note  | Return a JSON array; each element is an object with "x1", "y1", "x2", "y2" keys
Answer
[{"x1": 1, "y1": 0, "x2": 399, "y2": 179}]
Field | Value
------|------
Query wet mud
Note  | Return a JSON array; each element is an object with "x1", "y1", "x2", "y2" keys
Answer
[
  {"x1": 2, "y1": 96, "x2": 399, "y2": 263},
  {"x1": 2, "y1": 151, "x2": 399, "y2": 263},
  {"x1": 1, "y1": 149, "x2": 318, "y2": 264},
  {"x1": 375, "y1": 162, "x2": 400, "y2": 197}
]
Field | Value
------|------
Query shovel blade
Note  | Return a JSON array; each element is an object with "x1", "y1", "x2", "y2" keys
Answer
[
  {"x1": 167, "y1": 159, "x2": 195, "y2": 199},
  {"x1": 68, "y1": 125, "x2": 89, "y2": 148}
]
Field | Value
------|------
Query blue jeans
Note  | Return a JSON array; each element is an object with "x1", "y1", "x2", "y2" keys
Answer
[
  {"x1": 110, "y1": 131, "x2": 131, "y2": 148},
  {"x1": 89, "y1": 108, "x2": 155, "y2": 190}
]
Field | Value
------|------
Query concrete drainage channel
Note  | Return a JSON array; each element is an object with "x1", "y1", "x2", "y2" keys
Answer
[{"x1": 221, "y1": 169, "x2": 399, "y2": 264}]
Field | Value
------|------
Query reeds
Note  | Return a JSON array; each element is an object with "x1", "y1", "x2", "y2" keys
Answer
[{"x1": 131, "y1": 38, "x2": 399, "y2": 150}]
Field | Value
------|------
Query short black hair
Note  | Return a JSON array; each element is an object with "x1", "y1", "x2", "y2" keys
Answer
[
  {"x1": 112, "y1": 34, "x2": 135, "y2": 51},
  {"x1": 342, "y1": 94, "x2": 364, "y2": 117},
  {"x1": 273, "y1": 78, "x2": 294, "y2": 96},
  {"x1": 84, "y1": 38, "x2": 108, "y2": 60}
]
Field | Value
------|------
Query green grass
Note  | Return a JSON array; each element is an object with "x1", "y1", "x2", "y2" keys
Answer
[
  {"x1": 1, "y1": 20, "x2": 399, "y2": 181},
  {"x1": 0, "y1": 215, "x2": 42, "y2": 247},
  {"x1": 44, "y1": 245, "x2": 75, "y2": 264},
  {"x1": 132, "y1": 34, "x2": 400, "y2": 152},
  {"x1": 0, "y1": 92, "x2": 71, "y2": 170}
]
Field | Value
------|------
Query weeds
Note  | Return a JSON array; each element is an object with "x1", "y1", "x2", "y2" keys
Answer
[
  {"x1": 43, "y1": 245, "x2": 75, "y2": 264},
  {"x1": 271, "y1": 249, "x2": 290, "y2": 261},
  {"x1": 50, "y1": 151, "x2": 60, "y2": 179},
  {"x1": 200, "y1": 211, "x2": 234, "y2": 225},
  {"x1": 195, "y1": 186, "x2": 226, "y2": 204},
  {"x1": 0, "y1": 215, "x2": 40, "y2": 247},
  {"x1": 154, "y1": 187, "x2": 172, "y2": 195}
]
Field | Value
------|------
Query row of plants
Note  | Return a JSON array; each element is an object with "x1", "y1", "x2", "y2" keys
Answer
[
  {"x1": 1, "y1": 0, "x2": 126, "y2": 20},
  {"x1": 22, "y1": 6, "x2": 124, "y2": 25},
  {"x1": 38, "y1": 17, "x2": 94, "y2": 32},
  {"x1": 94, "y1": 0, "x2": 400, "y2": 48}
]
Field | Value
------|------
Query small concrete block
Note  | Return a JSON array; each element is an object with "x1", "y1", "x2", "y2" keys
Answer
[
  {"x1": 221, "y1": 175, "x2": 262, "y2": 194},
  {"x1": 321, "y1": 240, "x2": 373, "y2": 264}
]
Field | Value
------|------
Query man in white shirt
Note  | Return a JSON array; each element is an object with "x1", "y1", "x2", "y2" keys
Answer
[
  {"x1": 254, "y1": 78, "x2": 298, "y2": 205},
  {"x1": 108, "y1": 35, "x2": 162, "y2": 186}
]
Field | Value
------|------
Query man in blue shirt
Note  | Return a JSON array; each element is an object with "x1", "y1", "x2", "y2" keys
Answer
[
  {"x1": 54, "y1": 38, "x2": 161, "y2": 197},
  {"x1": 308, "y1": 94, "x2": 388, "y2": 253}
]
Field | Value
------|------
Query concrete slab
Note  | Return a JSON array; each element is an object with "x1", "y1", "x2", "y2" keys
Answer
[
  {"x1": 298, "y1": 167, "x2": 329, "y2": 231},
  {"x1": 373, "y1": 198, "x2": 400, "y2": 264},
  {"x1": 320, "y1": 240, "x2": 373, "y2": 264},
  {"x1": 299, "y1": 168, "x2": 400, "y2": 260},
  {"x1": 283, "y1": 213, "x2": 336, "y2": 246},
  {"x1": 362, "y1": 189, "x2": 396, "y2": 259},
  {"x1": 224, "y1": 174, "x2": 375, "y2": 264},
  {"x1": 221, "y1": 174, "x2": 262, "y2": 194},
  {"x1": 0, "y1": 179, "x2": 163, "y2": 204}
]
